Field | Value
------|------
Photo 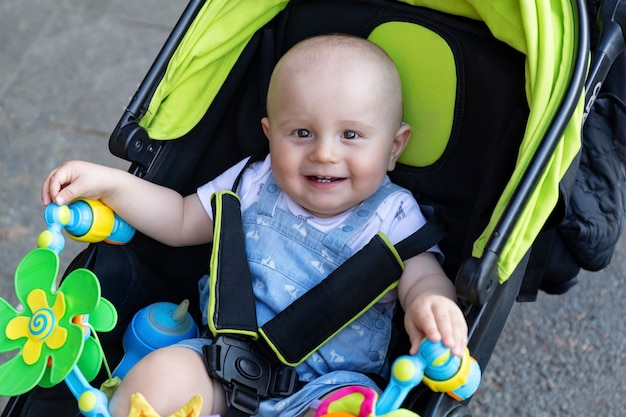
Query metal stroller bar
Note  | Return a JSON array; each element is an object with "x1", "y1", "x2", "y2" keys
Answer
[
  {"x1": 455, "y1": 0, "x2": 590, "y2": 305},
  {"x1": 127, "y1": 0, "x2": 207, "y2": 119},
  {"x1": 583, "y1": 0, "x2": 626, "y2": 122},
  {"x1": 108, "y1": 0, "x2": 207, "y2": 175}
]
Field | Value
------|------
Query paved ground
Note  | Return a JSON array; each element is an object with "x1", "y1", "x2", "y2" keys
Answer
[{"x1": 1, "y1": 1, "x2": 624, "y2": 416}]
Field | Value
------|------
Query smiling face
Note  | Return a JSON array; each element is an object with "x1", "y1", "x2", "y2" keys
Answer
[{"x1": 262, "y1": 35, "x2": 411, "y2": 218}]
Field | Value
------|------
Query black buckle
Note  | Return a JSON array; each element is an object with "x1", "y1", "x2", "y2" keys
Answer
[{"x1": 203, "y1": 335, "x2": 299, "y2": 414}]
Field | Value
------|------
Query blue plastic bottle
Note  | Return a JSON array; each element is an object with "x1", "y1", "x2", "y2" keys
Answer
[{"x1": 113, "y1": 300, "x2": 199, "y2": 379}]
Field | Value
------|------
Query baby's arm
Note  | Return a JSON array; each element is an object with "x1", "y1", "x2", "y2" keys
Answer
[
  {"x1": 42, "y1": 160, "x2": 214, "y2": 247},
  {"x1": 397, "y1": 252, "x2": 468, "y2": 357}
]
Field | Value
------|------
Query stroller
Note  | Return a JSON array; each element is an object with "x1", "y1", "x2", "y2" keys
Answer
[{"x1": 2, "y1": 0, "x2": 625, "y2": 416}]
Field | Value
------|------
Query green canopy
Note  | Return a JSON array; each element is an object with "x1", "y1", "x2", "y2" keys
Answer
[{"x1": 139, "y1": 0, "x2": 290, "y2": 139}]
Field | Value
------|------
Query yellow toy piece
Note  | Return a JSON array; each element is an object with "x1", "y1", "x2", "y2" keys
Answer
[
  {"x1": 127, "y1": 393, "x2": 203, "y2": 417},
  {"x1": 69, "y1": 199, "x2": 116, "y2": 243}
]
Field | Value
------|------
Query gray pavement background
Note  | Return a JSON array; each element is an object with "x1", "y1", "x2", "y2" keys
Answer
[{"x1": 0, "y1": 1, "x2": 624, "y2": 416}]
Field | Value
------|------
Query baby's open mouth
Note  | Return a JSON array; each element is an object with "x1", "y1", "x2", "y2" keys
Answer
[{"x1": 308, "y1": 176, "x2": 339, "y2": 183}]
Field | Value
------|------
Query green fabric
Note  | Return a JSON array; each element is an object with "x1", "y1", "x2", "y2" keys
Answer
[
  {"x1": 402, "y1": 0, "x2": 584, "y2": 281},
  {"x1": 139, "y1": 0, "x2": 289, "y2": 140},
  {"x1": 369, "y1": 22, "x2": 457, "y2": 167}
]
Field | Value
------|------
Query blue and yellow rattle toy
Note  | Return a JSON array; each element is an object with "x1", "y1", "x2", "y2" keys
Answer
[
  {"x1": 0, "y1": 199, "x2": 203, "y2": 417},
  {"x1": 38, "y1": 199, "x2": 136, "y2": 254},
  {"x1": 313, "y1": 339, "x2": 481, "y2": 417},
  {"x1": 376, "y1": 339, "x2": 481, "y2": 414}
]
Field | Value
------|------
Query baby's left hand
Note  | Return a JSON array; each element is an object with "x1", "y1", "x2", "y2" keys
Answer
[{"x1": 403, "y1": 294, "x2": 468, "y2": 357}]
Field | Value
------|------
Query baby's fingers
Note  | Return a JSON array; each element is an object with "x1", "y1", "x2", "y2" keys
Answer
[
  {"x1": 450, "y1": 312, "x2": 468, "y2": 357},
  {"x1": 42, "y1": 168, "x2": 64, "y2": 206},
  {"x1": 405, "y1": 296, "x2": 468, "y2": 357},
  {"x1": 437, "y1": 304, "x2": 468, "y2": 357},
  {"x1": 41, "y1": 162, "x2": 84, "y2": 206},
  {"x1": 405, "y1": 325, "x2": 426, "y2": 356},
  {"x1": 405, "y1": 304, "x2": 440, "y2": 355}
]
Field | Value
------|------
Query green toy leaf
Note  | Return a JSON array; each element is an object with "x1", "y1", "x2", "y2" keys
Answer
[
  {"x1": 58, "y1": 268, "x2": 101, "y2": 314},
  {"x1": 0, "y1": 298, "x2": 20, "y2": 351},
  {"x1": 14, "y1": 249, "x2": 58, "y2": 304},
  {"x1": 89, "y1": 297, "x2": 118, "y2": 333},
  {"x1": 77, "y1": 336, "x2": 104, "y2": 382},
  {"x1": 0, "y1": 353, "x2": 46, "y2": 396}
]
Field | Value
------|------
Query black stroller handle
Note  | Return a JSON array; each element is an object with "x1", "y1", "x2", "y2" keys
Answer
[
  {"x1": 126, "y1": 0, "x2": 207, "y2": 120},
  {"x1": 583, "y1": 0, "x2": 626, "y2": 122},
  {"x1": 108, "y1": 0, "x2": 207, "y2": 174}
]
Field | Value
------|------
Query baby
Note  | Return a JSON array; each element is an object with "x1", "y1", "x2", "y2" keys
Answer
[{"x1": 42, "y1": 34, "x2": 467, "y2": 417}]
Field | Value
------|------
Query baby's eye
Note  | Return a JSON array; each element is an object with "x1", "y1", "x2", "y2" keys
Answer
[
  {"x1": 294, "y1": 129, "x2": 311, "y2": 138},
  {"x1": 341, "y1": 130, "x2": 359, "y2": 140}
]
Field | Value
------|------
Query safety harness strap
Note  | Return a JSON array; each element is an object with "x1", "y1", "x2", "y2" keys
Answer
[
  {"x1": 207, "y1": 191, "x2": 258, "y2": 337},
  {"x1": 394, "y1": 205, "x2": 444, "y2": 260},
  {"x1": 208, "y1": 190, "x2": 445, "y2": 361},
  {"x1": 258, "y1": 233, "x2": 403, "y2": 366},
  {"x1": 204, "y1": 189, "x2": 444, "y2": 416}
]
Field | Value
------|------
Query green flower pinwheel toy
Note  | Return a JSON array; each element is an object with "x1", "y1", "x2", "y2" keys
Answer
[{"x1": 0, "y1": 247, "x2": 117, "y2": 396}]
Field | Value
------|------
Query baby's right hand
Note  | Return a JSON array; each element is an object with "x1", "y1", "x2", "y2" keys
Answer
[{"x1": 42, "y1": 160, "x2": 119, "y2": 207}]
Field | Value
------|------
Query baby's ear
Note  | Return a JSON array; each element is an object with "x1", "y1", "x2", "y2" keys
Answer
[
  {"x1": 388, "y1": 122, "x2": 412, "y2": 171},
  {"x1": 261, "y1": 117, "x2": 271, "y2": 140}
]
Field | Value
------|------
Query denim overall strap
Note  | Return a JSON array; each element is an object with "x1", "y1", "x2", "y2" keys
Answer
[
  {"x1": 322, "y1": 180, "x2": 405, "y2": 254},
  {"x1": 255, "y1": 176, "x2": 282, "y2": 217}
]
